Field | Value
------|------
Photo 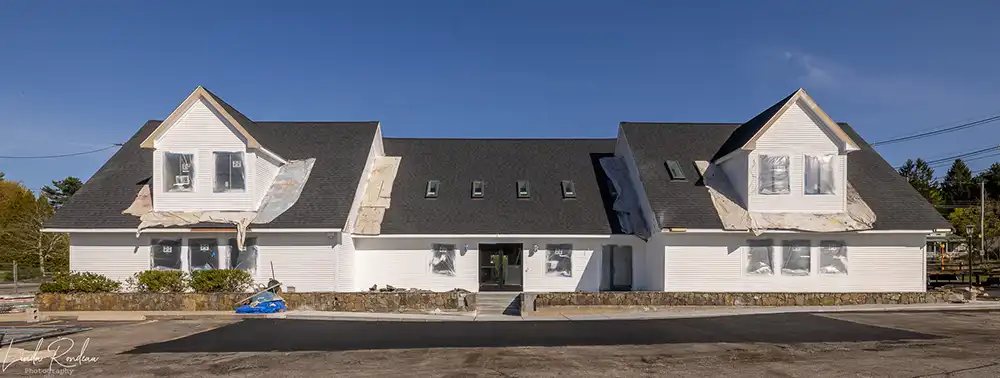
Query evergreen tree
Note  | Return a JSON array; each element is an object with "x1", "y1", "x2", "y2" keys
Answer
[
  {"x1": 40, "y1": 176, "x2": 83, "y2": 209},
  {"x1": 898, "y1": 158, "x2": 942, "y2": 205},
  {"x1": 941, "y1": 159, "x2": 977, "y2": 204}
]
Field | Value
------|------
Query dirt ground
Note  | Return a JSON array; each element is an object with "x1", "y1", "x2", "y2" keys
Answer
[{"x1": 6, "y1": 311, "x2": 1000, "y2": 377}]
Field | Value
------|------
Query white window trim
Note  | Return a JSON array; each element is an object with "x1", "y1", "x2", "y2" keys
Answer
[
  {"x1": 213, "y1": 151, "x2": 248, "y2": 193},
  {"x1": 780, "y1": 240, "x2": 812, "y2": 276},
  {"x1": 148, "y1": 235, "x2": 258, "y2": 275},
  {"x1": 818, "y1": 240, "x2": 849, "y2": 275},
  {"x1": 162, "y1": 150, "x2": 198, "y2": 193},
  {"x1": 744, "y1": 239, "x2": 775, "y2": 276}
]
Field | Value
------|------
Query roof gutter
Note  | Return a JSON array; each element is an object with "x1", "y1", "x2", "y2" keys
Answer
[
  {"x1": 663, "y1": 228, "x2": 937, "y2": 234},
  {"x1": 352, "y1": 234, "x2": 615, "y2": 239}
]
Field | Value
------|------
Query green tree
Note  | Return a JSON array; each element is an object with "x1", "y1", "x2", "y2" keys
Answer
[
  {"x1": 941, "y1": 159, "x2": 977, "y2": 204},
  {"x1": 40, "y1": 176, "x2": 83, "y2": 209},
  {"x1": 897, "y1": 158, "x2": 943, "y2": 205},
  {"x1": 975, "y1": 162, "x2": 1000, "y2": 200},
  {"x1": 949, "y1": 199, "x2": 1000, "y2": 260},
  {"x1": 0, "y1": 171, "x2": 5, "y2": 181},
  {"x1": 0, "y1": 180, "x2": 69, "y2": 276}
]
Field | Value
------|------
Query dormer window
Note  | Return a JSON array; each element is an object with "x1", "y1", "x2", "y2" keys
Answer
[
  {"x1": 164, "y1": 153, "x2": 194, "y2": 192},
  {"x1": 805, "y1": 154, "x2": 835, "y2": 195},
  {"x1": 214, "y1": 152, "x2": 246, "y2": 192},
  {"x1": 425, "y1": 180, "x2": 440, "y2": 198},
  {"x1": 758, "y1": 155, "x2": 790, "y2": 195}
]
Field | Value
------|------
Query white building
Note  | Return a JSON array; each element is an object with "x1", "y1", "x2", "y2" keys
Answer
[{"x1": 44, "y1": 87, "x2": 950, "y2": 293}]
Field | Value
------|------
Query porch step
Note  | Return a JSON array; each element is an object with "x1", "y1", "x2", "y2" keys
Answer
[{"x1": 476, "y1": 292, "x2": 522, "y2": 316}]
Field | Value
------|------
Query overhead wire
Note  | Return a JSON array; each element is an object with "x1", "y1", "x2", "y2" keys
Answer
[
  {"x1": 0, "y1": 144, "x2": 123, "y2": 159},
  {"x1": 871, "y1": 114, "x2": 1000, "y2": 147}
]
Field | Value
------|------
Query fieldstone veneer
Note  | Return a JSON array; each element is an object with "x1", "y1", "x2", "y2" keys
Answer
[
  {"x1": 35, "y1": 292, "x2": 476, "y2": 312},
  {"x1": 528, "y1": 291, "x2": 950, "y2": 309}
]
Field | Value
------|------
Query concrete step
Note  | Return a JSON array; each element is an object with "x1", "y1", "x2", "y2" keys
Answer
[{"x1": 476, "y1": 293, "x2": 522, "y2": 316}]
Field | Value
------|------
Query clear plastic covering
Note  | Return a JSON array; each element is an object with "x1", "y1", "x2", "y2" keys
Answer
[
  {"x1": 545, "y1": 244, "x2": 573, "y2": 277},
  {"x1": 188, "y1": 238, "x2": 220, "y2": 271},
  {"x1": 255, "y1": 158, "x2": 316, "y2": 224},
  {"x1": 805, "y1": 154, "x2": 836, "y2": 195},
  {"x1": 819, "y1": 240, "x2": 848, "y2": 274},
  {"x1": 228, "y1": 237, "x2": 258, "y2": 273},
  {"x1": 430, "y1": 244, "x2": 456, "y2": 276},
  {"x1": 151, "y1": 238, "x2": 182, "y2": 270},
  {"x1": 746, "y1": 240, "x2": 774, "y2": 275},
  {"x1": 781, "y1": 240, "x2": 811, "y2": 276},
  {"x1": 599, "y1": 156, "x2": 651, "y2": 240},
  {"x1": 758, "y1": 155, "x2": 790, "y2": 195}
]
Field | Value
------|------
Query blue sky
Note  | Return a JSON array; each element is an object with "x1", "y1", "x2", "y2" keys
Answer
[{"x1": 2, "y1": 1, "x2": 999, "y2": 191}]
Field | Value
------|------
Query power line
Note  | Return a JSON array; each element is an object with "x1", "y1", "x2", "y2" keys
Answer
[
  {"x1": 928, "y1": 151, "x2": 1000, "y2": 168},
  {"x1": 894, "y1": 146, "x2": 999, "y2": 169},
  {"x1": 871, "y1": 114, "x2": 1000, "y2": 147},
  {"x1": 0, "y1": 144, "x2": 123, "y2": 159}
]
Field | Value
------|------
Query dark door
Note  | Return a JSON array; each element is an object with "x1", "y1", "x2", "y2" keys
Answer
[
  {"x1": 602, "y1": 245, "x2": 633, "y2": 291},
  {"x1": 479, "y1": 243, "x2": 523, "y2": 291}
]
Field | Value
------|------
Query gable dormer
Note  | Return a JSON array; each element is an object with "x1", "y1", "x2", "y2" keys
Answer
[
  {"x1": 140, "y1": 87, "x2": 284, "y2": 212},
  {"x1": 714, "y1": 89, "x2": 860, "y2": 213}
]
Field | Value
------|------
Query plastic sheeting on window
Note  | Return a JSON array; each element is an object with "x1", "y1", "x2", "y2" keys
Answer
[
  {"x1": 213, "y1": 152, "x2": 246, "y2": 192},
  {"x1": 228, "y1": 237, "x2": 258, "y2": 273},
  {"x1": 758, "y1": 155, "x2": 790, "y2": 195},
  {"x1": 545, "y1": 245, "x2": 573, "y2": 277},
  {"x1": 164, "y1": 153, "x2": 194, "y2": 192},
  {"x1": 746, "y1": 240, "x2": 774, "y2": 275},
  {"x1": 805, "y1": 154, "x2": 835, "y2": 195},
  {"x1": 188, "y1": 238, "x2": 219, "y2": 272},
  {"x1": 782, "y1": 240, "x2": 811, "y2": 276},
  {"x1": 151, "y1": 238, "x2": 182, "y2": 270},
  {"x1": 430, "y1": 244, "x2": 456, "y2": 276},
  {"x1": 820, "y1": 241, "x2": 848, "y2": 274}
]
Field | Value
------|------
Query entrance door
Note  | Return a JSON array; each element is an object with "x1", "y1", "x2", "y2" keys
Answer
[
  {"x1": 602, "y1": 245, "x2": 633, "y2": 291},
  {"x1": 478, "y1": 243, "x2": 523, "y2": 291}
]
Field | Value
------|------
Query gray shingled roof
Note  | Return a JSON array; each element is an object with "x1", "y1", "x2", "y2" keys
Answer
[
  {"x1": 621, "y1": 122, "x2": 950, "y2": 231},
  {"x1": 378, "y1": 138, "x2": 620, "y2": 234},
  {"x1": 711, "y1": 92, "x2": 795, "y2": 162},
  {"x1": 45, "y1": 120, "x2": 378, "y2": 229}
]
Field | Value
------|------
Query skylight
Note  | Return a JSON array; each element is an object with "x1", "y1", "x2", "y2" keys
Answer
[
  {"x1": 471, "y1": 180, "x2": 484, "y2": 198},
  {"x1": 425, "y1": 180, "x2": 440, "y2": 198},
  {"x1": 561, "y1": 180, "x2": 577, "y2": 199},
  {"x1": 517, "y1": 180, "x2": 530, "y2": 199},
  {"x1": 665, "y1": 160, "x2": 687, "y2": 181}
]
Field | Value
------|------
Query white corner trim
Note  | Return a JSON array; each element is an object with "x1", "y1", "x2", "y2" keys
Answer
[
  {"x1": 256, "y1": 146, "x2": 288, "y2": 165},
  {"x1": 351, "y1": 234, "x2": 614, "y2": 239},
  {"x1": 664, "y1": 228, "x2": 935, "y2": 234}
]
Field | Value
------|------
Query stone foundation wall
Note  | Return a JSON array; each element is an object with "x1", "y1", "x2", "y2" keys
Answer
[
  {"x1": 527, "y1": 291, "x2": 950, "y2": 310},
  {"x1": 35, "y1": 292, "x2": 476, "y2": 312}
]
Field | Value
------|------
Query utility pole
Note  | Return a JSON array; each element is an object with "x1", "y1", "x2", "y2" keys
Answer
[
  {"x1": 966, "y1": 224, "x2": 974, "y2": 299},
  {"x1": 981, "y1": 180, "x2": 986, "y2": 263}
]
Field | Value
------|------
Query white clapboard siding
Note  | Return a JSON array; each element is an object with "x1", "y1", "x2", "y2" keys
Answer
[
  {"x1": 153, "y1": 98, "x2": 255, "y2": 212},
  {"x1": 354, "y1": 239, "x2": 480, "y2": 292},
  {"x1": 255, "y1": 233, "x2": 339, "y2": 292},
  {"x1": 746, "y1": 100, "x2": 846, "y2": 213},
  {"x1": 254, "y1": 153, "x2": 281, "y2": 209},
  {"x1": 69, "y1": 233, "x2": 151, "y2": 284},
  {"x1": 522, "y1": 242, "x2": 603, "y2": 292},
  {"x1": 337, "y1": 130, "x2": 384, "y2": 291},
  {"x1": 663, "y1": 233, "x2": 926, "y2": 292}
]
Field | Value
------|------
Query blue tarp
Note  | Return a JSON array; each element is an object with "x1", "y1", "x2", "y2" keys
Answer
[{"x1": 235, "y1": 291, "x2": 287, "y2": 314}]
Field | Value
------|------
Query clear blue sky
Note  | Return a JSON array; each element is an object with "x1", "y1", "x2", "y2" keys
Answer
[{"x1": 2, "y1": 1, "x2": 999, "y2": 192}]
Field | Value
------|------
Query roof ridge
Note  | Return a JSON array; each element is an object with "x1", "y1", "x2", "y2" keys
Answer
[{"x1": 382, "y1": 137, "x2": 616, "y2": 141}]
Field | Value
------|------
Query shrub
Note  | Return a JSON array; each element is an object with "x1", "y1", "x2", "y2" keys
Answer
[
  {"x1": 189, "y1": 269, "x2": 254, "y2": 293},
  {"x1": 39, "y1": 272, "x2": 121, "y2": 293},
  {"x1": 126, "y1": 270, "x2": 189, "y2": 293}
]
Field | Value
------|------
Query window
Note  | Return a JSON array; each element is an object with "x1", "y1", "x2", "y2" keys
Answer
[
  {"x1": 430, "y1": 244, "x2": 456, "y2": 276},
  {"x1": 214, "y1": 152, "x2": 245, "y2": 192},
  {"x1": 545, "y1": 244, "x2": 573, "y2": 277},
  {"x1": 561, "y1": 180, "x2": 577, "y2": 199},
  {"x1": 188, "y1": 238, "x2": 219, "y2": 272},
  {"x1": 151, "y1": 238, "x2": 182, "y2": 270},
  {"x1": 164, "y1": 153, "x2": 194, "y2": 192},
  {"x1": 805, "y1": 154, "x2": 835, "y2": 195},
  {"x1": 517, "y1": 180, "x2": 530, "y2": 198},
  {"x1": 782, "y1": 240, "x2": 811, "y2": 276},
  {"x1": 665, "y1": 160, "x2": 687, "y2": 181},
  {"x1": 425, "y1": 180, "x2": 440, "y2": 198},
  {"x1": 819, "y1": 240, "x2": 848, "y2": 275},
  {"x1": 228, "y1": 237, "x2": 258, "y2": 273},
  {"x1": 746, "y1": 240, "x2": 774, "y2": 275},
  {"x1": 471, "y1": 180, "x2": 484, "y2": 198},
  {"x1": 758, "y1": 155, "x2": 790, "y2": 195}
]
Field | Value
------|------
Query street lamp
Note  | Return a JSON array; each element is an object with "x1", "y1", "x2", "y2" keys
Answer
[{"x1": 966, "y1": 224, "x2": 975, "y2": 299}]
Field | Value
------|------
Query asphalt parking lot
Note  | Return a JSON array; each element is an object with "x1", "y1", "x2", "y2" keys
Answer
[{"x1": 15, "y1": 311, "x2": 1000, "y2": 377}]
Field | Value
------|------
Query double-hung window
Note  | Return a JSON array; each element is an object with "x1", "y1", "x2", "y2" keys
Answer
[
  {"x1": 819, "y1": 240, "x2": 848, "y2": 275},
  {"x1": 545, "y1": 244, "x2": 573, "y2": 277},
  {"x1": 805, "y1": 154, "x2": 836, "y2": 195},
  {"x1": 151, "y1": 238, "x2": 182, "y2": 270},
  {"x1": 430, "y1": 244, "x2": 456, "y2": 276},
  {"x1": 188, "y1": 238, "x2": 220, "y2": 272},
  {"x1": 758, "y1": 155, "x2": 790, "y2": 195},
  {"x1": 228, "y1": 237, "x2": 258, "y2": 273},
  {"x1": 746, "y1": 240, "x2": 774, "y2": 275},
  {"x1": 781, "y1": 240, "x2": 811, "y2": 276},
  {"x1": 164, "y1": 153, "x2": 194, "y2": 192},
  {"x1": 214, "y1": 152, "x2": 246, "y2": 192}
]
